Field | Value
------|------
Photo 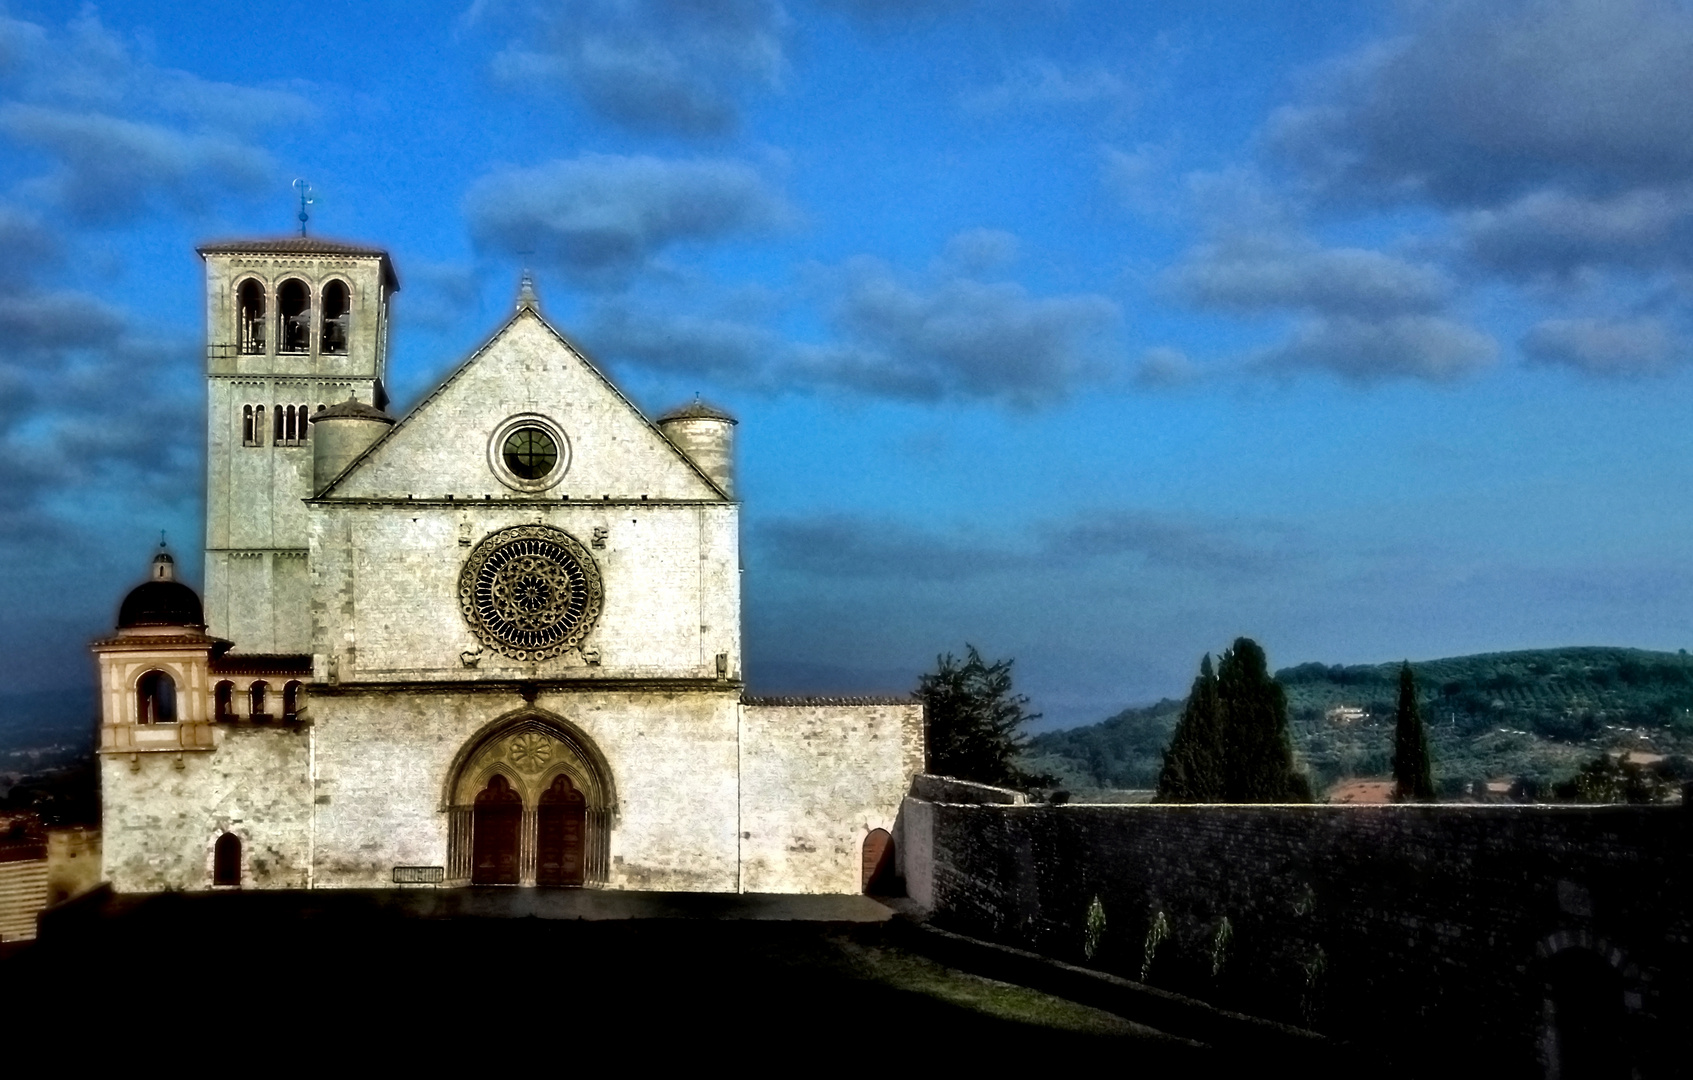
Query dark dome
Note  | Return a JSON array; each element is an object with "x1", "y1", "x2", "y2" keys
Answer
[{"x1": 118, "y1": 580, "x2": 204, "y2": 629}]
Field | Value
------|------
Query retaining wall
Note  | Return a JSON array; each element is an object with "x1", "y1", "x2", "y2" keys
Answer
[{"x1": 899, "y1": 789, "x2": 1690, "y2": 1076}]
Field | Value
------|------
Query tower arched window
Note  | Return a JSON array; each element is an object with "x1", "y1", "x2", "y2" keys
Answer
[
  {"x1": 299, "y1": 403, "x2": 310, "y2": 441},
  {"x1": 243, "y1": 405, "x2": 256, "y2": 446},
  {"x1": 236, "y1": 280, "x2": 266, "y2": 354},
  {"x1": 321, "y1": 280, "x2": 350, "y2": 354},
  {"x1": 255, "y1": 405, "x2": 266, "y2": 446},
  {"x1": 137, "y1": 671, "x2": 177, "y2": 725},
  {"x1": 214, "y1": 681, "x2": 234, "y2": 721},
  {"x1": 249, "y1": 680, "x2": 269, "y2": 720},
  {"x1": 283, "y1": 681, "x2": 302, "y2": 721},
  {"x1": 278, "y1": 278, "x2": 311, "y2": 353},
  {"x1": 274, "y1": 404, "x2": 285, "y2": 444},
  {"x1": 284, "y1": 404, "x2": 297, "y2": 443}
]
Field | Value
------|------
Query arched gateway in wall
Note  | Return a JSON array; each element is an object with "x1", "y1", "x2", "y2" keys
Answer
[{"x1": 442, "y1": 709, "x2": 616, "y2": 887}]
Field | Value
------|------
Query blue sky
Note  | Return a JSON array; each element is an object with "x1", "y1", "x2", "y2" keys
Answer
[{"x1": 3, "y1": 0, "x2": 1692, "y2": 731}]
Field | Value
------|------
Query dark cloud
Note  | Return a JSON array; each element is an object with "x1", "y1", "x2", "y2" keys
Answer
[
  {"x1": 1, "y1": 106, "x2": 270, "y2": 221},
  {"x1": 758, "y1": 515, "x2": 1020, "y2": 581},
  {"x1": 1255, "y1": 315, "x2": 1497, "y2": 384},
  {"x1": 1268, "y1": 0, "x2": 1693, "y2": 206},
  {"x1": 586, "y1": 301, "x2": 779, "y2": 378},
  {"x1": 465, "y1": 154, "x2": 793, "y2": 283},
  {"x1": 757, "y1": 508, "x2": 1294, "y2": 584},
  {"x1": 1521, "y1": 317, "x2": 1681, "y2": 376},
  {"x1": 1462, "y1": 188, "x2": 1693, "y2": 278},
  {"x1": 1170, "y1": 235, "x2": 1450, "y2": 317},
  {"x1": 0, "y1": 11, "x2": 305, "y2": 222},
  {"x1": 804, "y1": 254, "x2": 1119, "y2": 405},
  {"x1": 490, "y1": 0, "x2": 785, "y2": 136},
  {"x1": 1042, "y1": 511, "x2": 1289, "y2": 576}
]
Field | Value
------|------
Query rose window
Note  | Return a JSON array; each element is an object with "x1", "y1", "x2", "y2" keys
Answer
[{"x1": 459, "y1": 525, "x2": 603, "y2": 661}]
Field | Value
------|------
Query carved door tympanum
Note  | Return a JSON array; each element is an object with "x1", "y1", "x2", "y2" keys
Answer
[
  {"x1": 472, "y1": 774, "x2": 522, "y2": 885},
  {"x1": 536, "y1": 774, "x2": 586, "y2": 887}
]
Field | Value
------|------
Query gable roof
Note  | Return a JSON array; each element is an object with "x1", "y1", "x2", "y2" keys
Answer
[{"x1": 314, "y1": 304, "x2": 730, "y2": 501}]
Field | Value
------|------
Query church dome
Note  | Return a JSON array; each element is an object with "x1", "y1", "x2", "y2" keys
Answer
[{"x1": 117, "y1": 548, "x2": 204, "y2": 630}]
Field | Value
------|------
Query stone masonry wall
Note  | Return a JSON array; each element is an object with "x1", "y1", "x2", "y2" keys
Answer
[
  {"x1": 101, "y1": 725, "x2": 312, "y2": 892},
  {"x1": 904, "y1": 798, "x2": 1691, "y2": 1075},
  {"x1": 311, "y1": 687, "x2": 742, "y2": 892},
  {"x1": 739, "y1": 701, "x2": 924, "y2": 894}
]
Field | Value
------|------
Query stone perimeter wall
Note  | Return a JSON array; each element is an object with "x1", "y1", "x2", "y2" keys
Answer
[
  {"x1": 100, "y1": 695, "x2": 923, "y2": 896},
  {"x1": 900, "y1": 791, "x2": 1690, "y2": 1074}
]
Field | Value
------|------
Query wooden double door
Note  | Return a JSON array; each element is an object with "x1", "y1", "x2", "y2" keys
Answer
[{"x1": 471, "y1": 773, "x2": 586, "y2": 886}]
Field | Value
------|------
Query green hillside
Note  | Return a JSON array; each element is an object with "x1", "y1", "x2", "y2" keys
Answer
[{"x1": 1024, "y1": 647, "x2": 1693, "y2": 797}]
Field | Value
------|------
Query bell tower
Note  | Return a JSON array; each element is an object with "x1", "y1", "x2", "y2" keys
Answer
[{"x1": 198, "y1": 239, "x2": 399, "y2": 652}]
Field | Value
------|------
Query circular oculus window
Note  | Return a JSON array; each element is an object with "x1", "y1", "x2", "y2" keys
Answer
[{"x1": 488, "y1": 414, "x2": 570, "y2": 492}]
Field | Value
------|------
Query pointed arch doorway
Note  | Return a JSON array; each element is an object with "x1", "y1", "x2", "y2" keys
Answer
[
  {"x1": 537, "y1": 775, "x2": 586, "y2": 887},
  {"x1": 445, "y1": 708, "x2": 615, "y2": 887},
  {"x1": 472, "y1": 774, "x2": 522, "y2": 885}
]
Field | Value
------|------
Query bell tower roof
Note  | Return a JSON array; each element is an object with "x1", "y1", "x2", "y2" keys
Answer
[{"x1": 197, "y1": 237, "x2": 399, "y2": 290}]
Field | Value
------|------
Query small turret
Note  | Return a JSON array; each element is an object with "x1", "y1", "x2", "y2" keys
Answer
[
  {"x1": 309, "y1": 397, "x2": 395, "y2": 493},
  {"x1": 657, "y1": 398, "x2": 736, "y2": 497}
]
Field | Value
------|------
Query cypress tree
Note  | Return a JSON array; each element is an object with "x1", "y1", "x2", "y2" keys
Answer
[
  {"x1": 1216, "y1": 638, "x2": 1311, "y2": 803},
  {"x1": 1157, "y1": 655, "x2": 1224, "y2": 802},
  {"x1": 1392, "y1": 662, "x2": 1435, "y2": 801}
]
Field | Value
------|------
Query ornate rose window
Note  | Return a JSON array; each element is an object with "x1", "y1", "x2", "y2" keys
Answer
[{"x1": 459, "y1": 525, "x2": 603, "y2": 661}]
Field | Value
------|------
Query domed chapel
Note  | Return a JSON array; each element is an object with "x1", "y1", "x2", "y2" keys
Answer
[{"x1": 92, "y1": 238, "x2": 922, "y2": 894}]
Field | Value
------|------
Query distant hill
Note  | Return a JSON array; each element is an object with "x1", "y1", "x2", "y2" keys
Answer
[{"x1": 1024, "y1": 646, "x2": 1693, "y2": 797}]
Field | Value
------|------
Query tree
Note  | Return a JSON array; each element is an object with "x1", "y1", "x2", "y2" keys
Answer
[
  {"x1": 1392, "y1": 662, "x2": 1436, "y2": 801},
  {"x1": 1159, "y1": 638, "x2": 1311, "y2": 803},
  {"x1": 1157, "y1": 655, "x2": 1224, "y2": 801},
  {"x1": 919, "y1": 645, "x2": 1052, "y2": 789},
  {"x1": 1216, "y1": 638, "x2": 1311, "y2": 803}
]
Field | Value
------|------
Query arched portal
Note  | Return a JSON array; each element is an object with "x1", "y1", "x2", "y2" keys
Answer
[
  {"x1": 444, "y1": 709, "x2": 616, "y2": 887},
  {"x1": 472, "y1": 775, "x2": 522, "y2": 885},
  {"x1": 537, "y1": 774, "x2": 587, "y2": 887},
  {"x1": 862, "y1": 828, "x2": 895, "y2": 894}
]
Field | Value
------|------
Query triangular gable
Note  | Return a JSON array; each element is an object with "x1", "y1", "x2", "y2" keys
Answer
[{"x1": 320, "y1": 308, "x2": 726, "y2": 501}]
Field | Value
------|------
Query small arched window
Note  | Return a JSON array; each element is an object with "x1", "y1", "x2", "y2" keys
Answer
[
  {"x1": 285, "y1": 404, "x2": 298, "y2": 443},
  {"x1": 255, "y1": 405, "x2": 266, "y2": 446},
  {"x1": 274, "y1": 404, "x2": 285, "y2": 444},
  {"x1": 299, "y1": 403, "x2": 310, "y2": 441},
  {"x1": 249, "y1": 680, "x2": 269, "y2": 720},
  {"x1": 283, "y1": 681, "x2": 302, "y2": 721},
  {"x1": 321, "y1": 280, "x2": 350, "y2": 354},
  {"x1": 214, "y1": 832, "x2": 241, "y2": 887},
  {"x1": 214, "y1": 681, "x2": 234, "y2": 721},
  {"x1": 237, "y1": 280, "x2": 266, "y2": 354},
  {"x1": 137, "y1": 671, "x2": 177, "y2": 724},
  {"x1": 243, "y1": 405, "x2": 255, "y2": 446},
  {"x1": 278, "y1": 279, "x2": 311, "y2": 353}
]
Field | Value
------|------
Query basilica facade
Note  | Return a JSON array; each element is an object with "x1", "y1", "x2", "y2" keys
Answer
[{"x1": 94, "y1": 238, "x2": 922, "y2": 894}]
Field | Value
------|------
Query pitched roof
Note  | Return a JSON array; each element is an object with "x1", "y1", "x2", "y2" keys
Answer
[{"x1": 197, "y1": 237, "x2": 399, "y2": 289}]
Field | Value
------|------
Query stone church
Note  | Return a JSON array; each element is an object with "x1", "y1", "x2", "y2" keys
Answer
[{"x1": 94, "y1": 238, "x2": 922, "y2": 894}]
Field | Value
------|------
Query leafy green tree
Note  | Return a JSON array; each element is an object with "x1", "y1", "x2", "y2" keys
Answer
[
  {"x1": 919, "y1": 645, "x2": 1052, "y2": 789},
  {"x1": 1157, "y1": 655, "x2": 1224, "y2": 801},
  {"x1": 1216, "y1": 638, "x2": 1312, "y2": 802},
  {"x1": 1392, "y1": 662, "x2": 1436, "y2": 801},
  {"x1": 1554, "y1": 754, "x2": 1673, "y2": 804}
]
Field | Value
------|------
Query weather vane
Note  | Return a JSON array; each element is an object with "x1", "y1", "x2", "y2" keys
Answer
[{"x1": 293, "y1": 179, "x2": 314, "y2": 237}]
